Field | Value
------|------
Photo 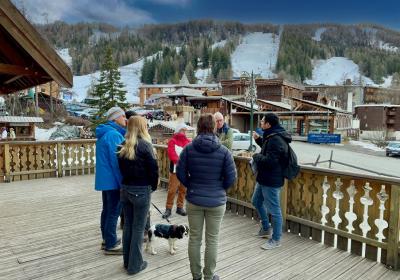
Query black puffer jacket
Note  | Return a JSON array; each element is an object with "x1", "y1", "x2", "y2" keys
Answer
[
  {"x1": 117, "y1": 139, "x2": 159, "y2": 191},
  {"x1": 253, "y1": 125, "x2": 291, "y2": 187},
  {"x1": 176, "y1": 134, "x2": 237, "y2": 207}
]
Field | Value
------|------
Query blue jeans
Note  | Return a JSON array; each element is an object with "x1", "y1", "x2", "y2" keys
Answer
[
  {"x1": 251, "y1": 183, "x2": 282, "y2": 241},
  {"x1": 121, "y1": 185, "x2": 151, "y2": 274},
  {"x1": 100, "y1": 190, "x2": 121, "y2": 249}
]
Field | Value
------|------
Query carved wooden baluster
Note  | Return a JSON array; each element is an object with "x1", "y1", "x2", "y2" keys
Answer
[
  {"x1": 92, "y1": 143, "x2": 96, "y2": 174},
  {"x1": 80, "y1": 146, "x2": 86, "y2": 175},
  {"x1": 359, "y1": 182, "x2": 373, "y2": 258},
  {"x1": 345, "y1": 180, "x2": 357, "y2": 253},
  {"x1": 320, "y1": 176, "x2": 330, "y2": 244},
  {"x1": 74, "y1": 146, "x2": 79, "y2": 175},
  {"x1": 53, "y1": 145, "x2": 58, "y2": 175},
  {"x1": 67, "y1": 146, "x2": 73, "y2": 176},
  {"x1": 332, "y1": 178, "x2": 344, "y2": 248},
  {"x1": 86, "y1": 145, "x2": 92, "y2": 175},
  {"x1": 375, "y1": 185, "x2": 389, "y2": 263},
  {"x1": 61, "y1": 145, "x2": 67, "y2": 177}
]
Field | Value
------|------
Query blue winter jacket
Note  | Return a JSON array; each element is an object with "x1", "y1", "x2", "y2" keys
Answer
[
  {"x1": 176, "y1": 134, "x2": 237, "y2": 207},
  {"x1": 95, "y1": 121, "x2": 126, "y2": 191}
]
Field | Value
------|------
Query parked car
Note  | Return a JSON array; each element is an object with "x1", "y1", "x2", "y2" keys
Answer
[
  {"x1": 386, "y1": 141, "x2": 400, "y2": 157},
  {"x1": 232, "y1": 133, "x2": 261, "y2": 152}
]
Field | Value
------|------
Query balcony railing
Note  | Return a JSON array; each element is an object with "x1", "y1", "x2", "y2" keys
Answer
[
  {"x1": 154, "y1": 144, "x2": 400, "y2": 270},
  {"x1": 0, "y1": 140, "x2": 398, "y2": 270},
  {"x1": 0, "y1": 140, "x2": 96, "y2": 182}
]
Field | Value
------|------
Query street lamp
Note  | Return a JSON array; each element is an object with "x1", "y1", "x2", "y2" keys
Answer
[
  {"x1": 175, "y1": 98, "x2": 179, "y2": 118},
  {"x1": 242, "y1": 71, "x2": 257, "y2": 152}
]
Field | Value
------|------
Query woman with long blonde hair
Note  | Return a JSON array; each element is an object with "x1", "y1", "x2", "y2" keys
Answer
[{"x1": 117, "y1": 116, "x2": 159, "y2": 275}]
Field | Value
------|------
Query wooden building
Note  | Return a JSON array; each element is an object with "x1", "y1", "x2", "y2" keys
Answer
[
  {"x1": 148, "y1": 121, "x2": 194, "y2": 144},
  {"x1": 0, "y1": 1, "x2": 72, "y2": 94},
  {"x1": 139, "y1": 73, "x2": 220, "y2": 105},
  {"x1": 355, "y1": 104, "x2": 400, "y2": 140},
  {"x1": 227, "y1": 97, "x2": 352, "y2": 137},
  {"x1": 221, "y1": 78, "x2": 304, "y2": 101},
  {"x1": 363, "y1": 86, "x2": 400, "y2": 105},
  {"x1": 0, "y1": 0, "x2": 72, "y2": 126},
  {"x1": 0, "y1": 116, "x2": 43, "y2": 140},
  {"x1": 305, "y1": 85, "x2": 364, "y2": 113}
]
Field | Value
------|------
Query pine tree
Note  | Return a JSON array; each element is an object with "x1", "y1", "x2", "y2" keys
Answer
[
  {"x1": 185, "y1": 62, "x2": 196, "y2": 84},
  {"x1": 92, "y1": 47, "x2": 129, "y2": 119}
]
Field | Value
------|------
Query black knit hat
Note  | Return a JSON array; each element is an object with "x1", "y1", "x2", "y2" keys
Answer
[
  {"x1": 125, "y1": 110, "x2": 137, "y2": 119},
  {"x1": 263, "y1": 113, "x2": 279, "y2": 127}
]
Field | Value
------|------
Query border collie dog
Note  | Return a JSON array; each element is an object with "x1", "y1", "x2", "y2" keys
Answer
[{"x1": 145, "y1": 224, "x2": 189, "y2": 255}]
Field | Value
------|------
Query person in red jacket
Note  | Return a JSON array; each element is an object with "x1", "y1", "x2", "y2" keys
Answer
[{"x1": 162, "y1": 123, "x2": 191, "y2": 219}]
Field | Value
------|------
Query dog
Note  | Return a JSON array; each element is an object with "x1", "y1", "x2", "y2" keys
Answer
[{"x1": 145, "y1": 224, "x2": 189, "y2": 255}]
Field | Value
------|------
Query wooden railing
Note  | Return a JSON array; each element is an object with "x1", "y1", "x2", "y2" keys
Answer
[
  {"x1": 0, "y1": 140, "x2": 96, "y2": 182},
  {"x1": 0, "y1": 141, "x2": 398, "y2": 270},
  {"x1": 153, "y1": 144, "x2": 400, "y2": 270}
]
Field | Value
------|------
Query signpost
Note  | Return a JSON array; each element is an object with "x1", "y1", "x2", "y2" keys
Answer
[{"x1": 307, "y1": 133, "x2": 341, "y2": 144}]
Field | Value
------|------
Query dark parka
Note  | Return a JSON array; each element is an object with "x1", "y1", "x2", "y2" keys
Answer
[
  {"x1": 176, "y1": 134, "x2": 237, "y2": 207},
  {"x1": 117, "y1": 139, "x2": 159, "y2": 191},
  {"x1": 253, "y1": 126, "x2": 291, "y2": 187}
]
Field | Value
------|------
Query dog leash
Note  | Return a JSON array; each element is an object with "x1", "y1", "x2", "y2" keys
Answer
[{"x1": 151, "y1": 202, "x2": 171, "y2": 224}]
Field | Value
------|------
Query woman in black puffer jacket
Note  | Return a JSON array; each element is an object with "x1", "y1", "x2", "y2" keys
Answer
[
  {"x1": 117, "y1": 116, "x2": 158, "y2": 275},
  {"x1": 177, "y1": 113, "x2": 237, "y2": 280}
]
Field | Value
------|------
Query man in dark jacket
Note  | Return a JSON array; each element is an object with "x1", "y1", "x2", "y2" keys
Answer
[{"x1": 252, "y1": 113, "x2": 290, "y2": 250}]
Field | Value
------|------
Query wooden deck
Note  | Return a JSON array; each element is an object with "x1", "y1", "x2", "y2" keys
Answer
[{"x1": 0, "y1": 176, "x2": 398, "y2": 280}]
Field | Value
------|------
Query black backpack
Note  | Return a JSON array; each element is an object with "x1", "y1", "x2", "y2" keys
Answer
[
  {"x1": 282, "y1": 143, "x2": 300, "y2": 180},
  {"x1": 272, "y1": 134, "x2": 300, "y2": 180}
]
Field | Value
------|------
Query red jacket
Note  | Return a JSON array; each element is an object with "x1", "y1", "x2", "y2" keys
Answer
[{"x1": 168, "y1": 133, "x2": 191, "y2": 172}]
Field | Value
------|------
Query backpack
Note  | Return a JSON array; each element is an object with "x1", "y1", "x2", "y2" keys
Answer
[
  {"x1": 282, "y1": 143, "x2": 300, "y2": 180},
  {"x1": 271, "y1": 134, "x2": 300, "y2": 180}
]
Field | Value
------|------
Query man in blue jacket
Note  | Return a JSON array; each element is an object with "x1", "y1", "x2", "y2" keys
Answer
[{"x1": 95, "y1": 107, "x2": 127, "y2": 255}]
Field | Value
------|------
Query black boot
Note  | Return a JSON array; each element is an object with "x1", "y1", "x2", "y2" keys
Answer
[
  {"x1": 176, "y1": 207, "x2": 187, "y2": 216},
  {"x1": 162, "y1": 208, "x2": 172, "y2": 219}
]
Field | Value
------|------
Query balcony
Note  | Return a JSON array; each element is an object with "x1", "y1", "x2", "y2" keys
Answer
[{"x1": 0, "y1": 140, "x2": 398, "y2": 279}]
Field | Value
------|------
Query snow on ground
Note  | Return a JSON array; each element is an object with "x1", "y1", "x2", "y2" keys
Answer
[
  {"x1": 212, "y1": 40, "x2": 227, "y2": 49},
  {"x1": 56, "y1": 48, "x2": 72, "y2": 68},
  {"x1": 195, "y1": 68, "x2": 211, "y2": 84},
  {"x1": 35, "y1": 126, "x2": 58, "y2": 141},
  {"x1": 305, "y1": 57, "x2": 393, "y2": 87},
  {"x1": 378, "y1": 41, "x2": 399, "y2": 52},
  {"x1": 312, "y1": 28, "x2": 327, "y2": 41},
  {"x1": 380, "y1": 75, "x2": 393, "y2": 88},
  {"x1": 231, "y1": 32, "x2": 280, "y2": 78},
  {"x1": 304, "y1": 57, "x2": 384, "y2": 86},
  {"x1": 349, "y1": 140, "x2": 385, "y2": 152},
  {"x1": 72, "y1": 56, "x2": 155, "y2": 103}
]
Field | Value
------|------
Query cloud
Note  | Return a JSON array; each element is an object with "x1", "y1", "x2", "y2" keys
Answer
[
  {"x1": 12, "y1": 0, "x2": 155, "y2": 26},
  {"x1": 147, "y1": 0, "x2": 190, "y2": 6}
]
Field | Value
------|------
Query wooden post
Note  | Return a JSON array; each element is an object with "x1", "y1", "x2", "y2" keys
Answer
[
  {"x1": 281, "y1": 180, "x2": 288, "y2": 231},
  {"x1": 50, "y1": 82, "x2": 53, "y2": 117},
  {"x1": 4, "y1": 143, "x2": 10, "y2": 182},
  {"x1": 56, "y1": 142, "x2": 63, "y2": 177},
  {"x1": 387, "y1": 185, "x2": 400, "y2": 270},
  {"x1": 35, "y1": 86, "x2": 39, "y2": 117}
]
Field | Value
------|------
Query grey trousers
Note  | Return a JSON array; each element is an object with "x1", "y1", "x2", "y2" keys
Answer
[{"x1": 187, "y1": 202, "x2": 226, "y2": 280}]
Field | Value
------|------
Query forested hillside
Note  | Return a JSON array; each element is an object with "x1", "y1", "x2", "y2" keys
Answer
[{"x1": 36, "y1": 20, "x2": 400, "y2": 85}]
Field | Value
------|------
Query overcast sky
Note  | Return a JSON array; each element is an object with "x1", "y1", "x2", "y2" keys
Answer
[{"x1": 13, "y1": 0, "x2": 400, "y2": 29}]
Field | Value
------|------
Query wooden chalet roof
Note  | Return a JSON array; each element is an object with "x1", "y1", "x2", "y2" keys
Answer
[
  {"x1": 0, "y1": 116, "x2": 43, "y2": 123},
  {"x1": 220, "y1": 78, "x2": 304, "y2": 90},
  {"x1": 0, "y1": 0, "x2": 73, "y2": 94}
]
